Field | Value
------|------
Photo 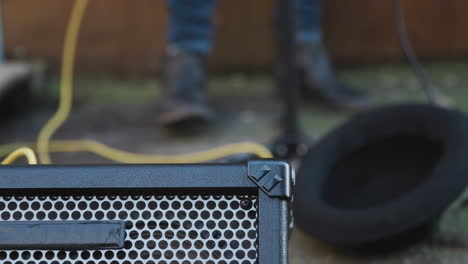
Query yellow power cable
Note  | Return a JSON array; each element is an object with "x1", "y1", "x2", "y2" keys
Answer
[
  {"x1": 28, "y1": 0, "x2": 271, "y2": 164},
  {"x1": 0, "y1": 140, "x2": 272, "y2": 164},
  {"x1": 1, "y1": 147, "x2": 37, "y2": 165},
  {"x1": 36, "y1": 0, "x2": 88, "y2": 164}
]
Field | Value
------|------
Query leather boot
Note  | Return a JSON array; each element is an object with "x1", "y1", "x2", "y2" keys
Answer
[
  {"x1": 297, "y1": 42, "x2": 372, "y2": 110},
  {"x1": 158, "y1": 47, "x2": 215, "y2": 127}
]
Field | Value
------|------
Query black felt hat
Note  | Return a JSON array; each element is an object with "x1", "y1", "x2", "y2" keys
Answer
[{"x1": 294, "y1": 104, "x2": 468, "y2": 247}]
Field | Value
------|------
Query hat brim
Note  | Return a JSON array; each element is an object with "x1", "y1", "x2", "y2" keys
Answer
[{"x1": 295, "y1": 104, "x2": 468, "y2": 246}]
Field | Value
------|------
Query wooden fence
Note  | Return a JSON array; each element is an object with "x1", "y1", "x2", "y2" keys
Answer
[{"x1": 4, "y1": 0, "x2": 468, "y2": 75}]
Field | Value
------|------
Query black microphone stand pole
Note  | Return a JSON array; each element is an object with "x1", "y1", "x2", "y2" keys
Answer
[{"x1": 271, "y1": 0, "x2": 311, "y2": 159}]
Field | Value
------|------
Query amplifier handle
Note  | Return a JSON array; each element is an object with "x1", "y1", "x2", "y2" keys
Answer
[{"x1": 0, "y1": 221, "x2": 125, "y2": 250}]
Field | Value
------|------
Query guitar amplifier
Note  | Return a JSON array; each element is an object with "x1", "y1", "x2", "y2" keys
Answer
[{"x1": 0, "y1": 160, "x2": 292, "y2": 264}]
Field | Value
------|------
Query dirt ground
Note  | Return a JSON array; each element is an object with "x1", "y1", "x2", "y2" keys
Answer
[{"x1": 2, "y1": 62, "x2": 468, "y2": 263}]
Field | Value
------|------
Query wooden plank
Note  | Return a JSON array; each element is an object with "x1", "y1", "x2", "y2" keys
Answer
[{"x1": 0, "y1": 62, "x2": 31, "y2": 96}]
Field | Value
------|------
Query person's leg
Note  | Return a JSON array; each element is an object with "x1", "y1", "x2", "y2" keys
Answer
[
  {"x1": 294, "y1": 0, "x2": 372, "y2": 110},
  {"x1": 295, "y1": 0, "x2": 322, "y2": 46},
  {"x1": 159, "y1": 0, "x2": 217, "y2": 127},
  {"x1": 167, "y1": 0, "x2": 216, "y2": 54}
]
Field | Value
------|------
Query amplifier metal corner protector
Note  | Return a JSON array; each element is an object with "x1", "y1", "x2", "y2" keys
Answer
[{"x1": 0, "y1": 160, "x2": 292, "y2": 264}]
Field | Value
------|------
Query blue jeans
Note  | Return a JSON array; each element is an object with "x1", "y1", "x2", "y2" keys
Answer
[{"x1": 167, "y1": 0, "x2": 322, "y2": 54}]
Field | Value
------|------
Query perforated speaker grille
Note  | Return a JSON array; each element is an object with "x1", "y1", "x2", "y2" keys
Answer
[{"x1": 0, "y1": 194, "x2": 259, "y2": 264}]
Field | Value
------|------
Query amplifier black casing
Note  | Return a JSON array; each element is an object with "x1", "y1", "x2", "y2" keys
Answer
[{"x1": 0, "y1": 160, "x2": 291, "y2": 264}]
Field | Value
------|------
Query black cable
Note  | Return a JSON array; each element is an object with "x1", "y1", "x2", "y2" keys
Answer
[{"x1": 392, "y1": 0, "x2": 439, "y2": 104}]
